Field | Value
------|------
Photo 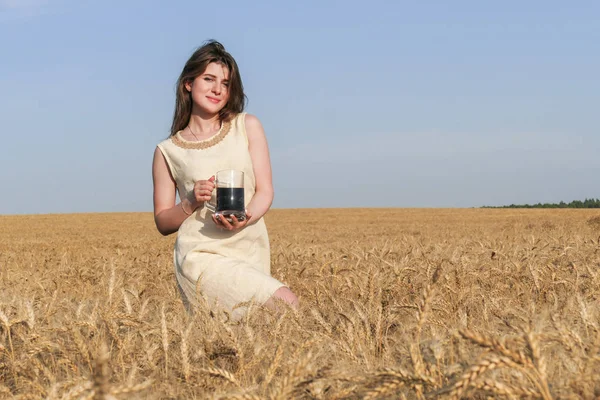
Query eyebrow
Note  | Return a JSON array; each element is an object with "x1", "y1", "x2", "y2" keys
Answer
[{"x1": 203, "y1": 73, "x2": 229, "y2": 82}]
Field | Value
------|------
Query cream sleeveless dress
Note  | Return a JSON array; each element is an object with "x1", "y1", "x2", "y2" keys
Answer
[{"x1": 157, "y1": 113, "x2": 286, "y2": 320}]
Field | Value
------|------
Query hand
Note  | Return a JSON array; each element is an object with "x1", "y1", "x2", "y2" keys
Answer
[
  {"x1": 212, "y1": 209, "x2": 253, "y2": 231},
  {"x1": 191, "y1": 176, "x2": 215, "y2": 210}
]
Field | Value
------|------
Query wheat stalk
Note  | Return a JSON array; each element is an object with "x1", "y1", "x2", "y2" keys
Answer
[
  {"x1": 217, "y1": 394, "x2": 262, "y2": 400},
  {"x1": 449, "y1": 355, "x2": 521, "y2": 399},
  {"x1": 376, "y1": 367, "x2": 437, "y2": 386},
  {"x1": 460, "y1": 328, "x2": 553, "y2": 399},
  {"x1": 71, "y1": 326, "x2": 92, "y2": 373},
  {"x1": 180, "y1": 322, "x2": 193, "y2": 382},
  {"x1": 369, "y1": 367, "x2": 438, "y2": 400},
  {"x1": 470, "y1": 379, "x2": 515, "y2": 397},
  {"x1": 121, "y1": 289, "x2": 132, "y2": 315},
  {"x1": 263, "y1": 341, "x2": 284, "y2": 388},
  {"x1": 0, "y1": 309, "x2": 14, "y2": 359},
  {"x1": 329, "y1": 384, "x2": 359, "y2": 400},
  {"x1": 289, "y1": 362, "x2": 332, "y2": 399},
  {"x1": 223, "y1": 321, "x2": 244, "y2": 370},
  {"x1": 107, "y1": 265, "x2": 116, "y2": 307},
  {"x1": 460, "y1": 329, "x2": 531, "y2": 366},
  {"x1": 201, "y1": 367, "x2": 241, "y2": 387},
  {"x1": 365, "y1": 381, "x2": 407, "y2": 399},
  {"x1": 25, "y1": 299, "x2": 35, "y2": 330},
  {"x1": 93, "y1": 343, "x2": 110, "y2": 400},
  {"x1": 31, "y1": 356, "x2": 56, "y2": 384},
  {"x1": 311, "y1": 308, "x2": 333, "y2": 335},
  {"x1": 161, "y1": 303, "x2": 169, "y2": 376},
  {"x1": 62, "y1": 381, "x2": 94, "y2": 400},
  {"x1": 271, "y1": 346, "x2": 314, "y2": 400},
  {"x1": 524, "y1": 328, "x2": 550, "y2": 396},
  {"x1": 138, "y1": 298, "x2": 150, "y2": 320},
  {"x1": 110, "y1": 379, "x2": 153, "y2": 395}
]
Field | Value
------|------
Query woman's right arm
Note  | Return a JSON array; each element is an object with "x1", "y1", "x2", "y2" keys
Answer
[{"x1": 152, "y1": 147, "x2": 195, "y2": 236}]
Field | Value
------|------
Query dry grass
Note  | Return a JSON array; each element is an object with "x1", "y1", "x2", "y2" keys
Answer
[{"x1": 1, "y1": 208, "x2": 600, "y2": 399}]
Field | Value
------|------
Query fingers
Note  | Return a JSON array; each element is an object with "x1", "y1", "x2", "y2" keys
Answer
[
  {"x1": 230, "y1": 214, "x2": 249, "y2": 230},
  {"x1": 212, "y1": 214, "x2": 233, "y2": 230},
  {"x1": 220, "y1": 215, "x2": 234, "y2": 230},
  {"x1": 194, "y1": 187, "x2": 213, "y2": 202},
  {"x1": 196, "y1": 181, "x2": 215, "y2": 192},
  {"x1": 212, "y1": 214, "x2": 248, "y2": 231},
  {"x1": 194, "y1": 178, "x2": 216, "y2": 203}
]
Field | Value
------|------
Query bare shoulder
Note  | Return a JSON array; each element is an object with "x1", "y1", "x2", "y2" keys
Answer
[
  {"x1": 244, "y1": 113, "x2": 262, "y2": 127},
  {"x1": 153, "y1": 144, "x2": 168, "y2": 165},
  {"x1": 153, "y1": 146, "x2": 163, "y2": 162},
  {"x1": 244, "y1": 113, "x2": 266, "y2": 139}
]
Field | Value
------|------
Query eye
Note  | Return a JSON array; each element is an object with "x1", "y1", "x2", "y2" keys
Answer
[
  {"x1": 204, "y1": 77, "x2": 214, "y2": 82},
  {"x1": 222, "y1": 82, "x2": 229, "y2": 88}
]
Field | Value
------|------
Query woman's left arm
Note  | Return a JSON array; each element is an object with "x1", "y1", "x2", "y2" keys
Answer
[{"x1": 245, "y1": 114, "x2": 274, "y2": 224}]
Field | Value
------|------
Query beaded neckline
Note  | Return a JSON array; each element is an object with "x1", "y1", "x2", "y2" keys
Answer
[{"x1": 170, "y1": 121, "x2": 232, "y2": 150}]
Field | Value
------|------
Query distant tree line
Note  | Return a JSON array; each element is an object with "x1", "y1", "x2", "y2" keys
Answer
[{"x1": 482, "y1": 198, "x2": 600, "y2": 209}]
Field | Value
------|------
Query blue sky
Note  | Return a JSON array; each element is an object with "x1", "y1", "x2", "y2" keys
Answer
[{"x1": 1, "y1": 0, "x2": 599, "y2": 214}]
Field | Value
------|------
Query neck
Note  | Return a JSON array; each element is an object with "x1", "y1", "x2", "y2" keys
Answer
[{"x1": 188, "y1": 110, "x2": 221, "y2": 134}]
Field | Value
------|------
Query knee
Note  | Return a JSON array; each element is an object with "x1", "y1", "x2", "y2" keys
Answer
[{"x1": 273, "y1": 287, "x2": 299, "y2": 308}]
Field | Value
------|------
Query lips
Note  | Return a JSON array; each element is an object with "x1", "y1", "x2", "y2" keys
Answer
[{"x1": 207, "y1": 97, "x2": 221, "y2": 104}]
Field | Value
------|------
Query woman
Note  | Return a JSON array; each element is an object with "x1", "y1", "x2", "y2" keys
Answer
[{"x1": 152, "y1": 40, "x2": 298, "y2": 320}]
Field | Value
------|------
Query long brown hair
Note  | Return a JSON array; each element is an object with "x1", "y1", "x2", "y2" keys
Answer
[{"x1": 170, "y1": 40, "x2": 246, "y2": 136}]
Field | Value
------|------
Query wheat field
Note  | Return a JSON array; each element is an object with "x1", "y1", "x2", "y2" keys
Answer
[{"x1": 1, "y1": 208, "x2": 600, "y2": 399}]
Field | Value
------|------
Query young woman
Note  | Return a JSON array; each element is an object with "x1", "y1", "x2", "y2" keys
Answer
[{"x1": 152, "y1": 40, "x2": 298, "y2": 320}]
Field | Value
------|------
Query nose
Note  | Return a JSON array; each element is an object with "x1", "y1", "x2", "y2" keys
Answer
[{"x1": 212, "y1": 81, "x2": 221, "y2": 95}]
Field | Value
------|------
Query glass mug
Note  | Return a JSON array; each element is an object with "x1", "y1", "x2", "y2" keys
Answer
[{"x1": 206, "y1": 169, "x2": 247, "y2": 223}]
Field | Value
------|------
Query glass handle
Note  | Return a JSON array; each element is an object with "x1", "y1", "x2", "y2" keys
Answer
[{"x1": 205, "y1": 186, "x2": 216, "y2": 212}]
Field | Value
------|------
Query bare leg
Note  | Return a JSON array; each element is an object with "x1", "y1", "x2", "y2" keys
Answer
[{"x1": 264, "y1": 286, "x2": 299, "y2": 311}]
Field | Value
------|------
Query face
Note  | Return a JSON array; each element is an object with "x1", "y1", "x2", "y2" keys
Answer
[{"x1": 185, "y1": 62, "x2": 230, "y2": 115}]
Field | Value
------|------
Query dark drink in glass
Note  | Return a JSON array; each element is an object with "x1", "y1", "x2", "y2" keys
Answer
[{"x1": 214, "y1": 170, "x2": 246, "y2": 223}]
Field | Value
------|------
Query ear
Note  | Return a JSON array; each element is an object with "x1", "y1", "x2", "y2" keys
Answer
[{"x1": 184, "y1": 80, "x2": 192, "y2": 92}]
